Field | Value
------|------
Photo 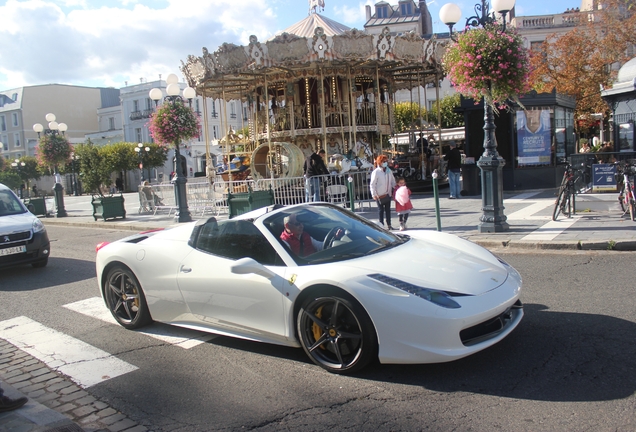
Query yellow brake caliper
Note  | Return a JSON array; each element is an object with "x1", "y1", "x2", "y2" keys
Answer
[{"x1": 312, "y1": 306, "x2": 326, "y2": 349}]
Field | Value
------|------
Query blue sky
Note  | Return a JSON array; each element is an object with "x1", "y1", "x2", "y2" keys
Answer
[{"x1": 0, "y1": 0, "x2": 579, "y2": 90}]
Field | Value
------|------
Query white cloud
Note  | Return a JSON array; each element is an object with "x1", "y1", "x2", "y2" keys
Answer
[{"x1": 0, "y1": 0, "x2": 278, "y2": 89}]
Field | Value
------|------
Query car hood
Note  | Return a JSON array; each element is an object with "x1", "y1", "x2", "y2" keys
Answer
[
  {"x1": 346, "y1": 231, "x2": 508, "y2": 295},
  {"x1": 0, "y1": 212, "x2": 36, "y2": 234}
]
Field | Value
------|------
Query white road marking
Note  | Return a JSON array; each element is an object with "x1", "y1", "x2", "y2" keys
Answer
[
  {"x1": 0, "y1": 316, "x2": 138, "y2": 388},
  {"x1": 506, "y1": 200, "x2": 554, "y2": 221},
  {"x1": 505, "y1": 191, "x2": 543, "y2": 202},
  {"x1": 64, "y1": 297, "x2": 216, "y2": 349},
  {"x1": 521, "y1": 217, "x2": 580, "y2": 241}
]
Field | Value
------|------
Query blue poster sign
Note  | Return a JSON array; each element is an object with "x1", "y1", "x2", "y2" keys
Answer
[
  {"x1": 516, "y1": 110, "x2": 552, "y2": 166},
  {"x1": 592, "y1": 164, "x2": 617, "y2": 192}
]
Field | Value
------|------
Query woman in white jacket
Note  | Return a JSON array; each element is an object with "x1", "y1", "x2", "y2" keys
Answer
[{"x1": 369, "y1": 154, "x2": 396, "y2": 230}]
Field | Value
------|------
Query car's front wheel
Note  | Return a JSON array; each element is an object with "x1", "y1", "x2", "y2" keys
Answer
[
  {"x1": 297, "y1": 292, "x2": 377, "y2": 373},
  {"x1": 104, "y1": 265, "x2": 152, "y2": 329}
]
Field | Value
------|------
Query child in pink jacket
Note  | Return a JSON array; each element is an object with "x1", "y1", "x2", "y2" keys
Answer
[{"x1": 394, "y1": 177, "x2": 413, "y2": 231}]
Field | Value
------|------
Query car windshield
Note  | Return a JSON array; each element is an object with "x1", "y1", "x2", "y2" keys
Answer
[
  {"x1": 264, "y1": 203, "x2": 408, "y2": 265},
  {"x1": 0, "y1": 190, "x2": 27, "y2": 217}
]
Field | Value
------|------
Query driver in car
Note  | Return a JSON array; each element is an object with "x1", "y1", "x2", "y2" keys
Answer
[
  {"x1": 280, "y1": 214, "x2": 337, "y2": 257},
  {"x1": 280, "y1": 214, "x2": 325, "y2": 257}
]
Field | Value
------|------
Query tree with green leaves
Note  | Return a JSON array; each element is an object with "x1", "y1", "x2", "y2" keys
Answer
[
  {"x1": 74, "y1": 141, "x2": 112, "y2": 195},
  {"x1": 0, "y1": 170, "x2": 21, "y2": 190},
  {"x1": 429, "y1": 94, "x2": 464, "y2": 129}
]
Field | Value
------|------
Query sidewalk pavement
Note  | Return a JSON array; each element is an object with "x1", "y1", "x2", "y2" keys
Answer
[
  {"x1": 3, "y1": 187, "x2": 635, "y2": 432},
  {"x1": 40, "y1": 187, "x2": 636, "y2": 251}
]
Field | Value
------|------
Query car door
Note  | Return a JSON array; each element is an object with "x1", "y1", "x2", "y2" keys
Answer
[{"x1": 176, "y1": 219, "x2": 290, "y2": 342}]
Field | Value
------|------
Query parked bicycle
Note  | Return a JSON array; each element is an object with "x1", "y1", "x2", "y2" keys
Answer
[
  {"x1": 553, "y1": 163, "x2": 584, "y2": 221},
  {"x1": 616, "y1": 161, "x2": 636, "y2": 221}
]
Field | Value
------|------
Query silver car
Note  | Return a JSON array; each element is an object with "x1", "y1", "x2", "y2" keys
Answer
[{"x1": 0, "y1": 183, "x2": 50, "y2": 268}]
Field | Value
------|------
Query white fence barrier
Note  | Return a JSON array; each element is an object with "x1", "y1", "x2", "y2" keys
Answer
[{"x1": 145, "y1": 170, "x2": 375, "y2": 218}]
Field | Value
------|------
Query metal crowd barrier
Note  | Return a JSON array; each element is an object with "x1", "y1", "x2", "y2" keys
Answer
[{"x1": 152, "y1": 170, "x2": 376, "y2": 218}]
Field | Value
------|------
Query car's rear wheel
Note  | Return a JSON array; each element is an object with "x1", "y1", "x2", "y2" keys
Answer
[
  {"x1": 297, "y1": 292, "x2": 377, "y2": 373},
  {"x1": 104, "y1": 265, "x2": 152, "y2": 329}
]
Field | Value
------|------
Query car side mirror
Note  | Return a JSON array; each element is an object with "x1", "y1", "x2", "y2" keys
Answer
[{"x1": 230, "y1": 257, "x2": 276, "y2": 279}]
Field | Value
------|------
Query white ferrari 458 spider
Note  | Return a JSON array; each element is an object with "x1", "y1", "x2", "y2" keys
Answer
[{"x1": 96, "y1": 202, "x2": 523, "y2": 373}]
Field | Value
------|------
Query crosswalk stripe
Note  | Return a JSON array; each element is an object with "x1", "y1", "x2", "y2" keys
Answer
[
  {"x1": 63, "y1": 297, "x2": 216, "y2": 349},
  {"x1": 0, "y1": 316, "x2": 138, "y2": 388},
  {"x1": 521, "y1": 217, "x2": 580, "y2": 241}
]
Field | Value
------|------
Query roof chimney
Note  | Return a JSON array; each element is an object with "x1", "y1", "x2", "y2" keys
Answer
[{"x1": 366, "y1": 5, "x2": 371, "y2": 21}]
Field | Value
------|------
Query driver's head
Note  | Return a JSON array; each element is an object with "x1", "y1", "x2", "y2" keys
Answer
[{"x1": 284, "y1": 214, "x2": 304, "y2": 236}]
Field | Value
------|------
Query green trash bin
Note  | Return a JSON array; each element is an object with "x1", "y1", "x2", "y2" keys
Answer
[
  {"x1": 26, "y1": 198, "x2": 47, "y2": 216},
  {"x1": 228, "y1": 188, "x2": 275, "y2": 219}
]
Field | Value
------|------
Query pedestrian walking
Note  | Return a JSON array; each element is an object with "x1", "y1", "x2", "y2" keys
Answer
[
  {"x1": 443, "y1": 141, "x2": 462, "y2": 199},
  {"x1": 0, "y1": 383, "x2": 28, "y2": 412},
  {"x1": 370, "y1": 154, "x2": 396, "y2": 230},
  {"x1": 303, "y1": 149, "x2": 329, "y2": 202},
  {"x1": 393, "y1": 177, "x2": 413, "y2": 231}
]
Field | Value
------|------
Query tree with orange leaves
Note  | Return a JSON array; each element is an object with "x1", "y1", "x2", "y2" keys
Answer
[{"x1": 529, "y1": 0, "x2": 635, "y2": 134}]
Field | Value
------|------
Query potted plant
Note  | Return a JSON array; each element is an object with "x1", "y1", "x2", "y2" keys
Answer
[{"x1": 75, "y1": 141, "x2": 127, "y2": 221}]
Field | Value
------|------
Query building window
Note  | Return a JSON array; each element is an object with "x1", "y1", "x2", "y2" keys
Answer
[
  {"x1": 16, "y1": 152, "x2": 21, "y2": 158},
  {"x1": 12, "y1": 113, "x2": 18, "y2": 127},
  {"x1": 0, "y1": 115, "x2": 5, "y2": 132},
  {"x1": 133, "y1": 100, "x2": 139, "y2": 112},
  {"x1": 213, "y1": 125, "x2": 219, "y2": 139},
  {"x1": 146, "y1": 98, "x2": 153, "y2": 110},
  {"x1": 243, "y1": 106, "x2": 248, "y2": 121},
  {"x1": 195, "y1": 99, "x2": 200, "y2": 115},
  {"x1": 2, "y1": 137, "x2": 7, "y2": 151},
  {"x1": 11, "y1": 93, "x2": 17, "y2": 101},
  {"x1": 400, "y1": 2, "x2": 412, "y2": 15},
  {"x1": 230, "y1": 102, "x2": 236, "y2": 119},
  {"x1": 211, "y1": 100, "x2": 218, "y2": 118},
  {"x1": 109, "y1": 117, "x2": 115, "y2": 130},
  {"x1": 14, "y1": 133, "x2": 20, "y2": 147},
  {"x1": 376, "y1": 5, "x2": 388, "y2": 18},
  {"x1": 135, "y1": 128, "x2": 142, "y2": 143}
]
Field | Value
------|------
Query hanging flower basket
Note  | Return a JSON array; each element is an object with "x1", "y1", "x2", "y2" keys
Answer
[
  {"x1": 148, "y1": 99, "x2": 200, "y2": 146},
  {"x1": 442, "y1": 25, "x2": 531, "y2": 110},
  {"x1": 36, "y1": 134, "x2": 72, "y2": 169}
]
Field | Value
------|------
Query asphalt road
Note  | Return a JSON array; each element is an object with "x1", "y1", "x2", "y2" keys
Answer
[{"x1": 1, "y1": 225, "x2": 635, "y2": 431}]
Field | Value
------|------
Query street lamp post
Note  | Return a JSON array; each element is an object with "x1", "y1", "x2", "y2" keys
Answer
[
  {"x1": 33, "y1": 113, "x2": 69, "y2": 217},
  {"x1": 149, "y1": 74, "x2": 197, "y2": 223},
  {"x1": 135, "y1": 143, "x2": 150, "y2": 183},
  {"x1": 11, "y1": 159, "x2": 26, "y2": 198},
  {"x1": 440, "y1": 0, "x2": 514, "y2": 233}
]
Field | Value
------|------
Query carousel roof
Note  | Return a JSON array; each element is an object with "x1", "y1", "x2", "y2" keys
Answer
[
  {"x1": 274, "y1": 13, "x2": 350, "y2": 39},
  {"x1": 181, "y1": 21, "x2": 447, "y2": 100}
]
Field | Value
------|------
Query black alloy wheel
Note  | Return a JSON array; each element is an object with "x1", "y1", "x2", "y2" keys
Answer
[
  {"x1": 104, "y1": 265, "x2": 152, "y2": 329},
  {"x1": 297, "y1": 293, "x2": 377, "y2": 373}
]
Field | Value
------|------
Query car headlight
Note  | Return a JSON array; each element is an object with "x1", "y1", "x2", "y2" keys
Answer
[
  {"x1": 32, "y1": 218, "x2": 46, "y2": 233},
  {"x1": 368, "y1": 274, "x2": 462, "y2": 309}
]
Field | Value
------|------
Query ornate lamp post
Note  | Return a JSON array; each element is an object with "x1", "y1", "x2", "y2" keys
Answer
[
  {"x1": 33, "y1": 113, "x2": 69, "y2": 217},
  {"x1": 11, "y1": 159, "x2": 26, "y2": 198},
  {"x1": 149, "y1": 74, "x2": 198, "y2": 223},
  {"x1": 135, "y1": 143, "x2": 150, "y2": 183},
  {"x1": 440, "y1": 0, "x2": 515, "y2": 233}
]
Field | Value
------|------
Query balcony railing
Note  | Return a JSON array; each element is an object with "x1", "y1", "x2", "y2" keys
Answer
[
  {"x1": 130, "y1": 109, "x2": 155, "y2": 121},
  {"x1": 514, "y1": 11, "x2": 586, "y2": 29}
]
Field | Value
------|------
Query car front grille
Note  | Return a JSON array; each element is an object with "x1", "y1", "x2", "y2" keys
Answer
[
  {"x1": 460, "y1": 300, "x2": 523, "y2": 346},
  {"x1": 0, "y1": 231, "x2": 32, "y2": 245}
]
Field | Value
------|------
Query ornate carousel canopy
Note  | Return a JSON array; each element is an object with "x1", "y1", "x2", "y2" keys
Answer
[{"x1": 181, "y1": 24, "x2": 447, "y2": 100}]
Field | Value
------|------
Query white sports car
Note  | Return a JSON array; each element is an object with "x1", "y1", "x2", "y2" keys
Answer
[{"x1": 96, "y1": 203, "x2": 523, "y2": 373}]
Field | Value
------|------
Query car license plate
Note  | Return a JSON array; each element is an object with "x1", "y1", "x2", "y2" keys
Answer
[{"x1": 0, "y1": 245, "x2": 27, "y2": 256}]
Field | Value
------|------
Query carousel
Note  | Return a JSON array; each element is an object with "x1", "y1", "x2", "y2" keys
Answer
[{"x1": 180, "y1": 0, "x2": 447, "y2": 182}]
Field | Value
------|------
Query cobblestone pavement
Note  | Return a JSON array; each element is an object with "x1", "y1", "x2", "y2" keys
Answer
[{"x1": 0, "y1": 339, "x2": 145, "y2": 432}]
